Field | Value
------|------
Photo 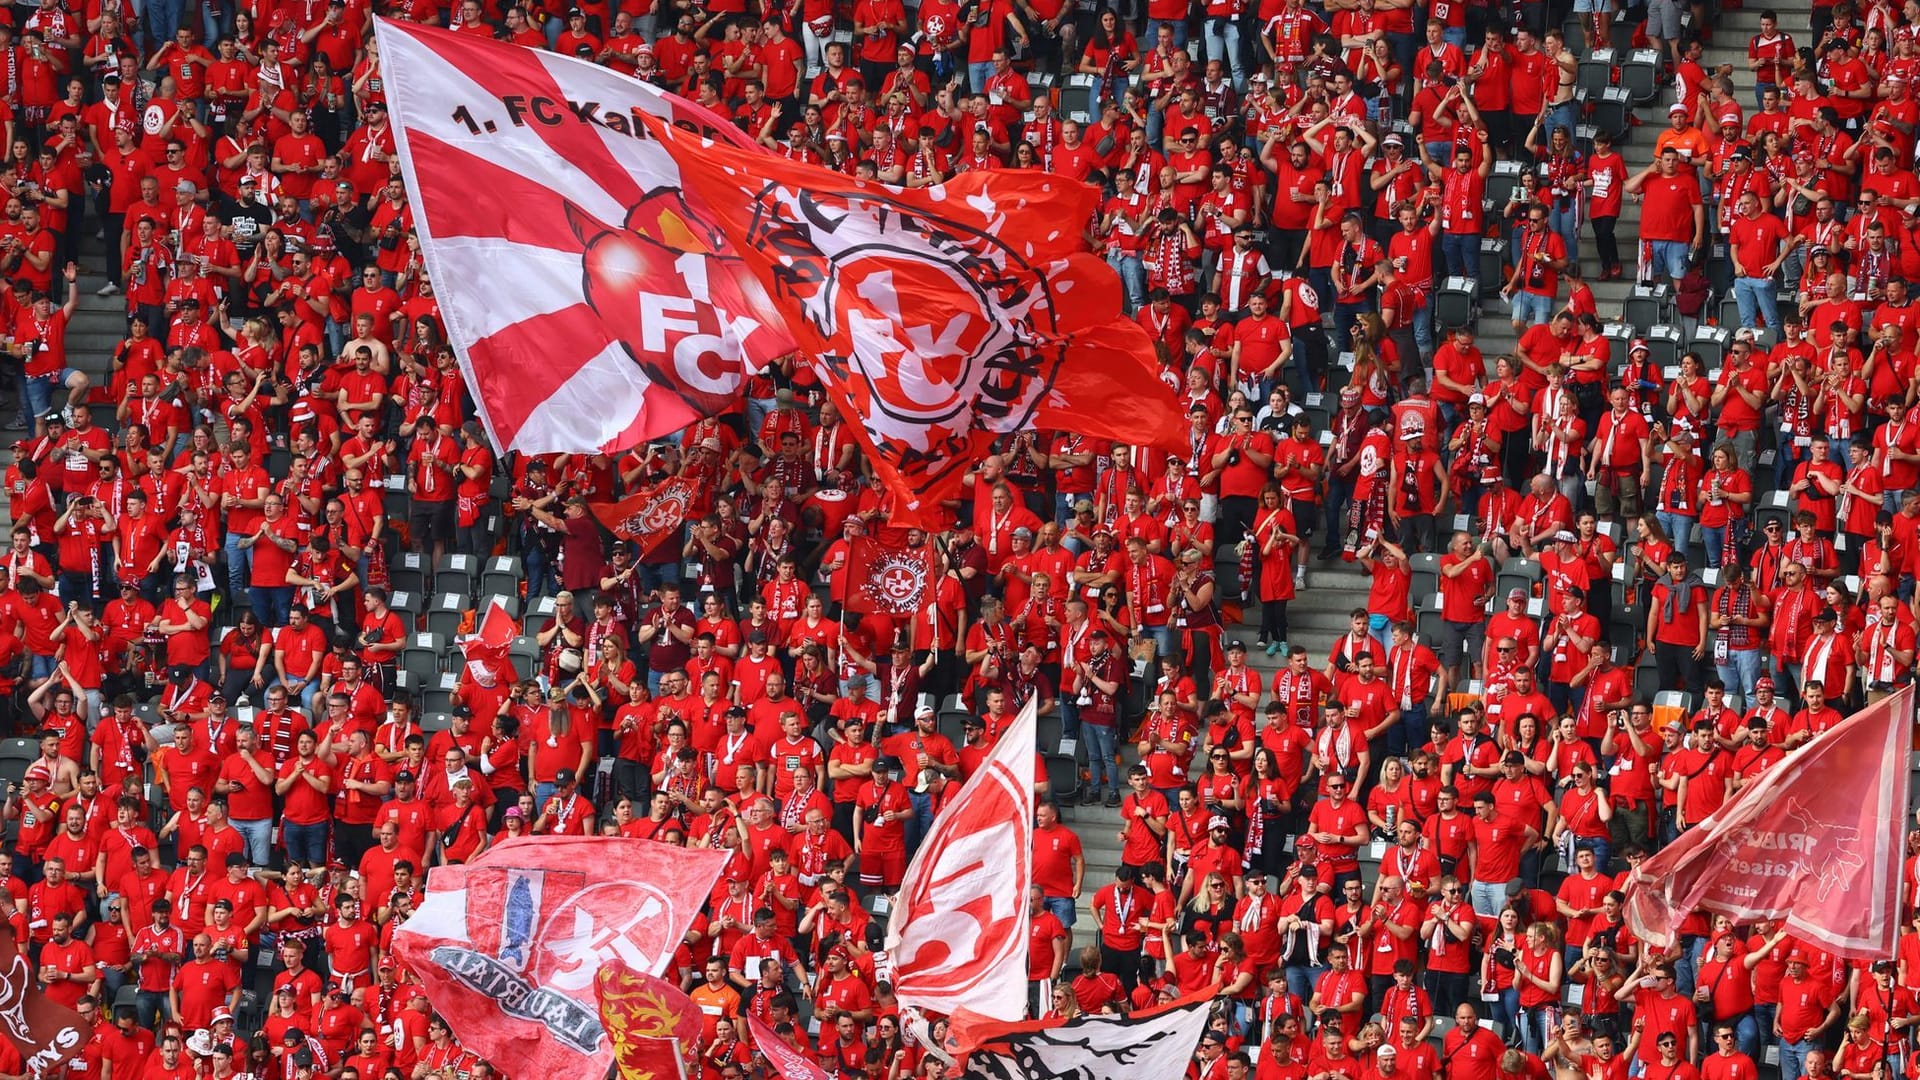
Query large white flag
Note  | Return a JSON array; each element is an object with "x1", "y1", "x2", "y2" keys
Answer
[
  {"x1": 372, "y1": 17, "x2": 792, "y2": 456},
  {"x1": 956, "y1": 993, "x2": 1216, "y2": 1080},
  {"x1": 886, "y1": 697, "x2": 1036, "y2": 1021}
]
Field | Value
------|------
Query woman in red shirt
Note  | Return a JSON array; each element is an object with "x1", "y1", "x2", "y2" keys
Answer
[{"x1": 1698, "y1": 442, "x2": 1753, "y2": 569}]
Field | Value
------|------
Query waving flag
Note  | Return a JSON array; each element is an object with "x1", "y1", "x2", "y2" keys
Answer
[
  {"x1": 746, "y1": 1014, "x2": 833, "y2": 1080},
  {"x1": 373, "y1": 18, "x2": 794, "y2": 456},
  {"x1": 632, "y1": 113, "x2": 1187, "y2": 524},
  {"x1": 950, "y1": 991, "x2": 1214, "y2": 1079},
  {"x1": 0, "y1": 926, "x2": 88, "y2": 1079},
  {"x1": 596, "y1": 960, "x2": 705, "y2": 1080},
  {"x1": 845, "y1": 535, "x2": 935, "y2": 616},
  {"x1": 885, "y1": 697, "x2": 1036, "y2": 1020},
  {"x1": 590, "y1": 474, "x2": 702, "y2": 555},
  {"x1": 1624, "y1": 685, "x2": 1912, "y2": 960},
  {"x1": 393, "y1": 837, "x2": 730, "y2": 1079}
]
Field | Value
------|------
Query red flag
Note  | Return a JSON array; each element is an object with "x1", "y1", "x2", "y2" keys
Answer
[
  {"x1": 844, "y1": 536, "x2": 935, "y2": 616},
  {"x1": 596, "y1": 960, "x2": 705, "y2": 1080},
  {"x1": 0, "y1": 926, "x2": 87, "y2": 1078},
  {"x1": 1624, "y1": 685, "x2": 1913, "y2": 960},
  {"x1": 373, "y1": 19, "x2": 794, "y2": 456},
  {"x1": 885, "y1": 698, "x2": 1037, "y2": 1020},
  {"x1": 590, "y1": 474, "x2": 702, "y2": 555},
  {"x1": 392, "y1": 836, "x2": 730, "y2": 1079},
  {"x1": 746, "y1": 1013, "x2": 832, "y2": 1080},
  {"x1": 461, "y1": 599, "x2": 520, "y2": 665},
  {"x1": 631, "y1": 113, "x2": 1187, "y2": 525}
]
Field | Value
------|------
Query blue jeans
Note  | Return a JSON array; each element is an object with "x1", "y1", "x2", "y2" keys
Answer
[
  {"x1": 1058, "y1": 697, "x2": 1081, "y2": 743},
  {"x1": 249, "y1": 584, "x2": 292, "y2": 627},
  {"x1": 1548, "y1": 203, "x2": 1580, "y2": 262},
  {"x1": 1572, "y1": 835, "x2": 1611, "y2": 873},
  {"x1": 1470, "y1": 880, "x2": 1507, "y2": 916},
  {"x1": 533, "y1": 781, "x2": 556, "y2": 811},
  {"x1": 1444, "y1": 27, "x2": 1467, "y2": 47},
  {"x1": 967, "y1": 61, "x2": 995, "y2": 94},
  {"x1": 1733, "y1": 276, "x2": 1779, "y2": 340},
  {"x1": 1108, "y1": 251, "x2": 1146, "y2": 312},
  {"x1": 1043, "y1": 894, "x2": 1077, "y2": 928},
  {"x1": 1649, "y1": 239, "x2": 1692, "y2": 281},
  {"x1": 1441, "y1": 232, "x2": 1478, "y2": 279},
  {"x1": 524, "y1": 545, "x2": 556, "y2": 599},
  {"x1": 1700, "y1": 525, "x2": 1728, "y2": 568},
  {"x1": 1780, "y1": 1037, "x2": 1817, "y2": 1080},
  {"x1": 1511, "y1": 290, "x2": 1554, "y2": 325},
  {"x1": 1657, "y1": 512, "x2": 1695, "y2": 563},
  {"x1": 233, "y1": 818, "x2": 272, "y2": 865},
  {"x1": 1715, "y1": 648, "x2": 1762, "y2": 700},
  {"x1": 223, "y1": 531, "x2": 252, "y2": 606},
  {"x1": 1083, "y1": 720, "x2": 1118, "y2": 795},
  {"x1": 1203, "y1": 17, "x2": 1245, "y2": 89},
  {"x1": 283, "y1": 820, "x2": 328, "y2": 865},
  {"x1": 135, "y1": 989, "x2": 169, "y2": 1029},
  {"x1": 1409, "y1": 292, "x2": 1434, "y2": 359},
  {"x1": 1284, "y1": 963, "x2": 1326, "y2": 1007},
  {"x1": 908, "y1": 790, "x2": 935, "y2": 854}
]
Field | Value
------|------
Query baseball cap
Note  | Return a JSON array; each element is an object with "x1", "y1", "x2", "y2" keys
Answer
[
  {"x1": 1208, "y1": 814, "x2": 1230, "y2": 831},
  {"x1": 1554, "y1": 529, "x2": 1578, "y2": 543},
  {"x1": 1669, "y1": 102, "x2": 1688, "y2": 115},
  {"x1": 555, "y1": 768, "x2": 577, "y2": 785},
  {"x1": 1629, "y1": 337, "x2": 1650, "y2": 354},
  {"x1": 1467, "y1": 392, "x2": 1486, "y2": 406},
  {"x1": 1507, "y1": 588, "x2": 1527, "y2": 602},
  {"x1": 1756, "y1": 676, "x2": 1775, "y2": 690}
]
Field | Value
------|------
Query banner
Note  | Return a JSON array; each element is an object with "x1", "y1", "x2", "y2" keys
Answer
[
  {"x1": 392, "y1": 837, "x2": 730, "y2": 1079},
  {"x1": 952, "y1": 992, "x2": 1214, "y2": 1080},
  {"x1": 885, "y1": 698, "x2": 1036, "y2": 1020},
  {"x1": 590, "y1": 474, "x2": 703, "y2": 555},
  {"x1": 845, "y1": 536, "x2": 934, "y2": 616},
  {"x1": 632, "y1": 113, "x2": 1187, "y2": 524},
  {"x1": 596, "y1": 960, "x2": 705, "y2": 1080},
  {"x1": 0, "y1": 926, "x2": 87, "y2": 1079},
  {"x1": 746, "y1": 1013, "x2": 832, "y2": 1080},
  {"x1": 373, "y1": 18, "x2": 794, "y2": 456},
  {"x1": 1624, "y1": 685, "x2": 1913, "y2": 959},
  {"x1": 461, "y1": 598, "x2": 518, "y2": 665}
]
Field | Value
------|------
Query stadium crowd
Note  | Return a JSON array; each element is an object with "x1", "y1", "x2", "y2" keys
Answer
[{"x1": 0, "y1": 0, "x2": 1918, "y2": 1078}]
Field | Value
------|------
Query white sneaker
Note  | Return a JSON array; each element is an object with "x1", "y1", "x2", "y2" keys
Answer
[
  {"x1": 1294, "y1": 567, "x2": 1307, "y2": 589},
  {"x1": 94, "y1": 282, "x2": 119, "y2": 296}
]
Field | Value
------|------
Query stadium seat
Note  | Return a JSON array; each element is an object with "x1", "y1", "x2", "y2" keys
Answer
[
  {"x1": 1036, "y1": 711, "x2": 1063, "y2": 755},
  {"x1": 1058, "y1": 74, "x2": 1095, "y2": 123},
  {"x1": 1705, "y1": 243, "x2": 1734, "y2": 297},
  {"x1": 424, "y1": 672, "x2": 461, "y2": 716},
  {"x1": 1408, "y1": 552, "x2": 1442, "y2": 601},
  {"x1": 390, "y1": 552, "x2": 429, "y2": 597},
  {"x1": 1435, "y1": 278, "x2": 1477, "y2": 328},
  {"x1": 1691, "y1": 324, "x2": 1730, "y2": 369},
  {"x1": 426, "y1": 592, "x2": 472, "y2": 639},
  {"x1": 477, "y1": 594, "x2": 522, "y2": 621},
  {"x1": 1623, "y1": 284, "x2": 1673, "y2": 335},
  {"x1": 1644, "y1": 325, "x2": 1684, "y2": 369},
  {"x1": 1754, "y1": 491, "x2": 1791, "y2": 534},
  {"x1": 1496, "y1": 558, "x2": 1543, "y2": 602},
  {"x1": 1044, "y1": 754, "x2": 1080, "y2": 803},
  {"x1": 403, "y1": 633, "x2": 448, "y2": 686},
  {"x1": 481, "y1": 556, "x2": 526, "y2": 598},
  {"x1": 1590, "y1": 87, "x2": 1631, "y2": 143},
  {"x1": 524, "y1": 596, "x2": 559, "y2": 637},
  {"x1": 1651, "y1": 690, "x2": 1691, "y2": 732},
  {"x1": 422, "y1": 712, "x2": 455, "y2": 734},
  {"x1": 1619, "y1": 48, "x2": 1662, "y2": 105},
  {"x1": 1476, "y1": 240, "x2": 1507, "y2": 298},
  {"x1": 435, "y1": 554, "x2": 480, "y2": 595},
  {"x1": 1577, "y1": 52, "x2": 1614, "y2": 100},
  {"x1": 510, "y1": 636, "x2": 541, "y2": 680}
]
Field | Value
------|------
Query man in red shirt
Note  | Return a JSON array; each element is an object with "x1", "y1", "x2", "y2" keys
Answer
[
  {"x1": 1625, "y1": 146, "x2": 1707, "y2": 285},
  {"x1": 1729, "y1": 189, "x2": 1790, "y2": 340},
  {"x1": 1647, "y1": 552, "x2": 1710, "y2": 698},
  {"x1": 1436, "y1": 531, "x2": 1493, "y2": 694}
]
